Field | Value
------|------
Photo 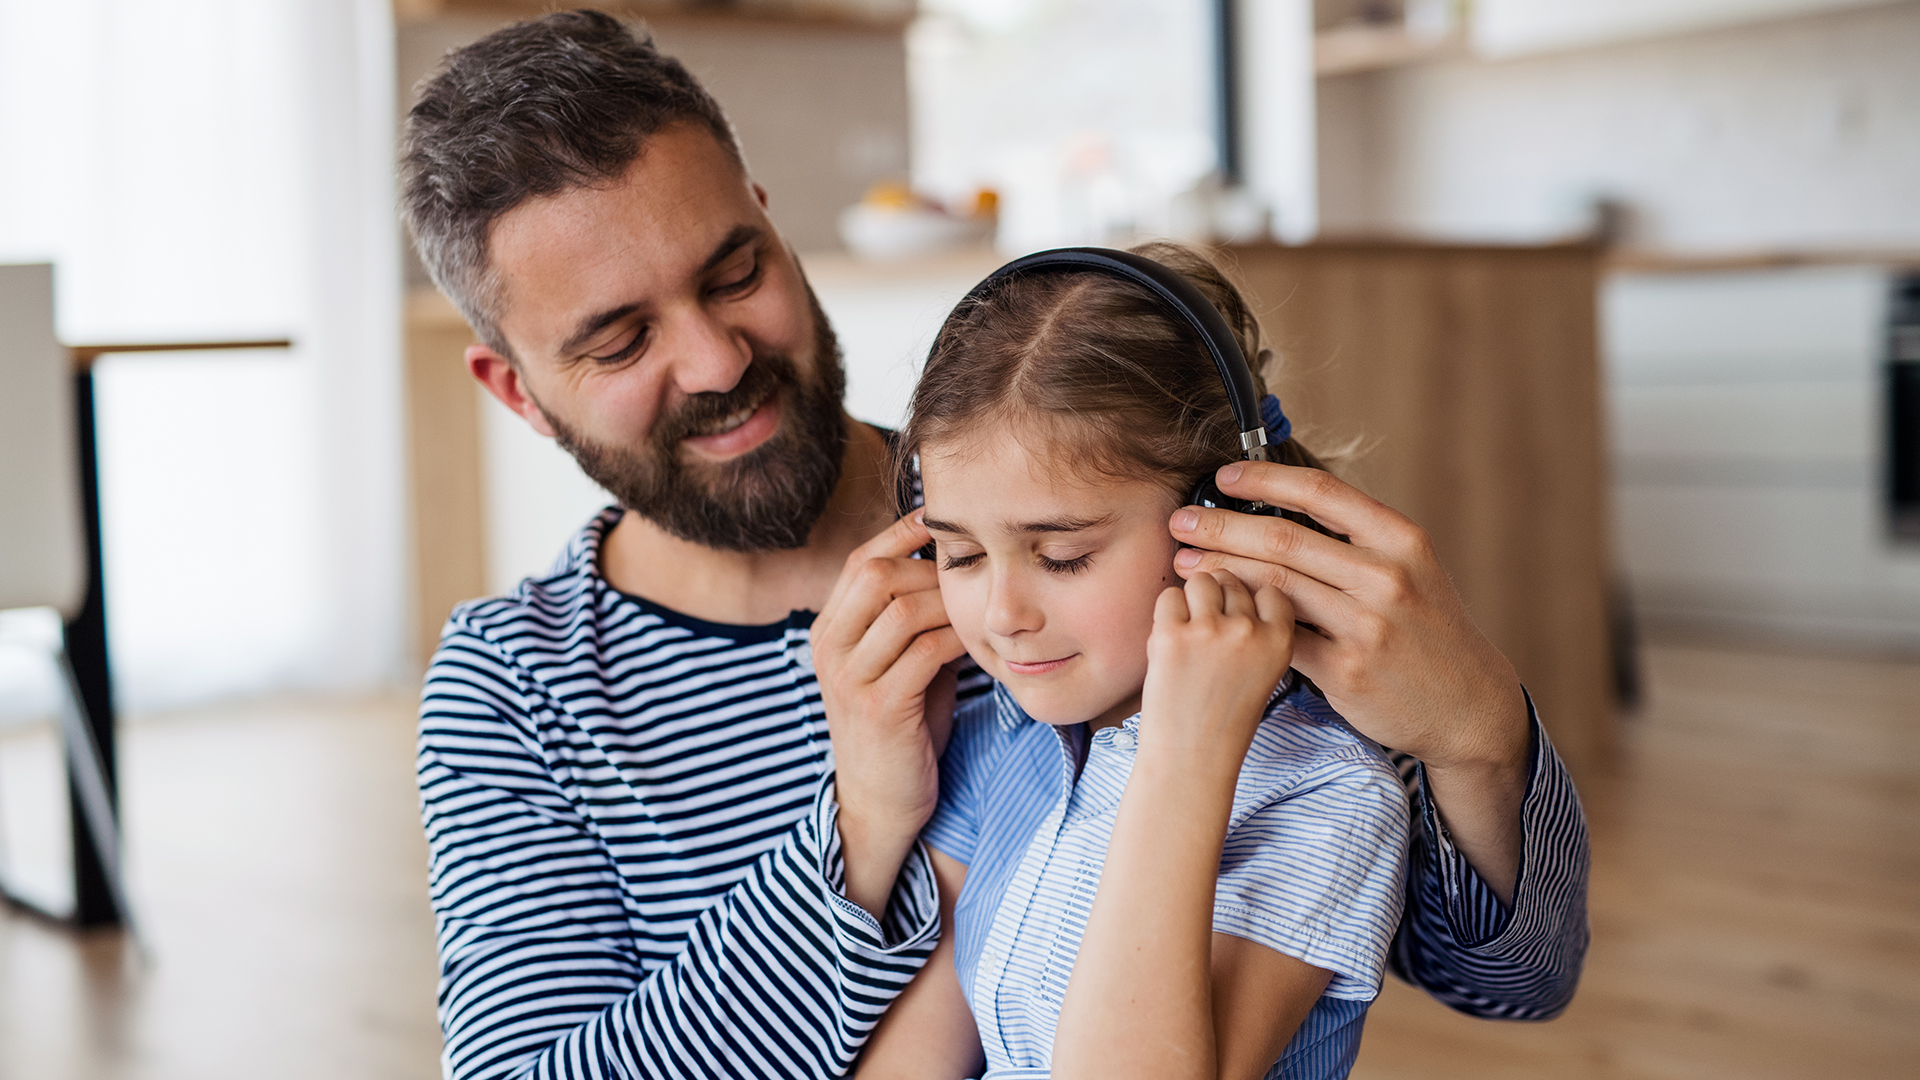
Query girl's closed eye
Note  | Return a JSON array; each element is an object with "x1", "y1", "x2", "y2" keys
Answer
[
  {"x1": 1038, "y1": 552, "x2": 1092, "y2": 575},
  {"x1": 939, "y1": 549, "x2": 984, "y2": 571}
]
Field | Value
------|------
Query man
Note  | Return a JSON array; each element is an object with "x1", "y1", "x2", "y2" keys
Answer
[{"x1": 402, "y1": 12, "x2": 1588, "y2": 1080}]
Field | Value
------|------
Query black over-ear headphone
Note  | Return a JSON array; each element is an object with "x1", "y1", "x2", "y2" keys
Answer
[{"x1": 937, "y1": 246, "x2": 1283, "y2": 518}]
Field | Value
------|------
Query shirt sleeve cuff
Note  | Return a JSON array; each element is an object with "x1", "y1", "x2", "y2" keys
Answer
[
  {"x1": 1412, "y1": 690, "x2": 1545, "y2": 949},
  {"x1": 812, "y1": 774, "x2": 943, "y2": 955}
]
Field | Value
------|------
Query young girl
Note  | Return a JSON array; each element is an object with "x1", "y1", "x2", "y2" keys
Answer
[{"x1": 855, "y1": 244, "x2": 1411, "y2": 1080}]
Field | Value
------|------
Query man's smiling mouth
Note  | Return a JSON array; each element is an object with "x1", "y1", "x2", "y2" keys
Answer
[{"x1": 689, "y1": 394, "x2": 768, "y2": 438}]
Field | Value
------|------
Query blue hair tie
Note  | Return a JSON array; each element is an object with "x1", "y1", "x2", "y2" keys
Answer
[{"x1": 1259, "y1": 393, "x2": 1292, "y2": 447}]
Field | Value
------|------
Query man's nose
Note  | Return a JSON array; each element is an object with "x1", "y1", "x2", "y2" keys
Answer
[{"x1": 665, "y1": 307, "x2": 752, "y2": 397}]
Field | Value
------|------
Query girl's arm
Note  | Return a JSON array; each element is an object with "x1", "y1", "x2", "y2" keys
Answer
[
  {"x1": 855, "y1": 848, "x2": 984, "y2": 1080},
  {"x1": 1054, "y1": 571, "x2": 1313, "y2": 1080}
]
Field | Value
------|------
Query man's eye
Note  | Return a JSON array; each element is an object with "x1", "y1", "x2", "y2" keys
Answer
[
  {"x1": 1039, "y1": 554, "x2": 1092, "y2": 575},
  {"x1": 712, "y1": 257, "x2": 762, "y2": 295},
  {"x1": 588, "y1": 327, "x2": 647, "y2": 366},
  {"x1": 939, "y1": 551, "x2": 984, "y2": 571}
]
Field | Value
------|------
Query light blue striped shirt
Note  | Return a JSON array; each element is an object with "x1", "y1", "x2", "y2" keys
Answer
[{"x1": 924, "y1": 681, "x2": 1412, "y2": 1080}]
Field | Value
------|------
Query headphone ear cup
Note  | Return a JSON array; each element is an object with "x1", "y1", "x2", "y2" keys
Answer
[
  {"x1": 1189, "y1": 470, "x2": 1353, "y2": 543},
  {"x1": 1188, "y1": 471, "x2": 1279, "y2": 517}
]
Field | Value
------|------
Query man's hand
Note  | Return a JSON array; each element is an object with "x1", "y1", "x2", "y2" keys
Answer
[
  {"x1": 812, "y1": 511, "x2": 968, "y2": 919},
  {"x1": 1168, "y1": 462, "x2": 1532, "y2": 902}
]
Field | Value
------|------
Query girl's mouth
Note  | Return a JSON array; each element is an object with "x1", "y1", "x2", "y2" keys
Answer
[{"x1": 1004, "y1": 654, "x2": 1077, "y2": 676}]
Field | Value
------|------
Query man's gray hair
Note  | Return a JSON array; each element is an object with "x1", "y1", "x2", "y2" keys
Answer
[{"x1": 400, "y1": 10, "x2": 744, "y2": 356}]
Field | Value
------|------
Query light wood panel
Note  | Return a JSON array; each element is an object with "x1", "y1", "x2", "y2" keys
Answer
[
  {"x1": 404, "y1": 290, "x2": 486, "y2": 669},
  {"x1": 1227, "y1": 240, "x2": 1614, "y2": 781}
]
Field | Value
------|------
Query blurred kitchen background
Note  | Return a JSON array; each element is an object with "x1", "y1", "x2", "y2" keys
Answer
[{"x1": 1, "y1": 1, "x2": 1916, "y2": 1077}]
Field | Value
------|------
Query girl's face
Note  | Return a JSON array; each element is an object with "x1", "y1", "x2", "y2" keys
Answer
[{"x1": 920, "y1": 429, "x2": 1180, "y2": 731}]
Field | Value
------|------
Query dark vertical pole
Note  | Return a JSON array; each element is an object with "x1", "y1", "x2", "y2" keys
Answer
[
  {"x1": 62, "y1": 368, "x2": 122, "y2": 928},
  {"x1": 1891, "y1": 274, "x2": 1920, "y2": 540},
  {"x1": 1214, "y1": 0, "x2": 1242, "y2": 186}
]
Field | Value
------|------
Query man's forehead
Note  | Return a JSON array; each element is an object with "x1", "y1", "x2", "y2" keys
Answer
[{"x1": 487, "y1": 124, "x2": 759, "y2": 351}]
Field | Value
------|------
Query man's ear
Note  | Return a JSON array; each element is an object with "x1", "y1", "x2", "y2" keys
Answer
[{"x1": 467, "y1": 342, "x2": 558, "y2": 438}]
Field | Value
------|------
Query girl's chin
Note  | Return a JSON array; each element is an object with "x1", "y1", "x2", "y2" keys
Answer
[{"x1": 1000, "y1": 685, "x2": 1119, "y2": 728}]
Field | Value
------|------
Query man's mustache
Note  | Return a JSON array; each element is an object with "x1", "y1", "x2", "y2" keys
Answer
[{"x1": 652, "y1": 356, "x2": 794, "y2": 448}]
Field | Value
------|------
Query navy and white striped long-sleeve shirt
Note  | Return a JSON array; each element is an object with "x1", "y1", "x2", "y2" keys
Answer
[{"x1": 418, "y1": 509, "x2": 1589, "y2": 1080}]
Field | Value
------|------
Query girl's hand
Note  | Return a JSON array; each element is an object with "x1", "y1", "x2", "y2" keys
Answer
[{"x1": 1139, "y1": 570, "x2": 1295, "y2": 771}]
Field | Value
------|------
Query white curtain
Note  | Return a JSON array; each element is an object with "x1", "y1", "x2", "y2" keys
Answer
[{"x1": 0, "y1": 0, "x2": 405, "y2": 712}]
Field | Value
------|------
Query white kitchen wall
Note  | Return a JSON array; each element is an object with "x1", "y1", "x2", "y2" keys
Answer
[
  {"x1": 1319, "y1": 0, "x2": 1920, "y2": 252},
  {"x1": 1607, "y1": 264, "x2": 1920, "y2": 645},
  {"x1": 1473, "y1": 0, "x2": 1902, "y2": 58}
]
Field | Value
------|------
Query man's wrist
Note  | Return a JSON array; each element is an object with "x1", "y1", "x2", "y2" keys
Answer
[
  {"x1": 836, "y1": 799, "x2": 926, "y2": 920},
  {"x1": 1414, "y1": 682, "x2": 1534, "y2": 904},
  {"x1": 1417, "y1": 678, "x2": 1532, "y2": 777}
]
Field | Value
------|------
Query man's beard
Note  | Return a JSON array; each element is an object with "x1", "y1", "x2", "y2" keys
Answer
[{"x1": 543, "y1": 290, "x2": 850, "y2": 553}]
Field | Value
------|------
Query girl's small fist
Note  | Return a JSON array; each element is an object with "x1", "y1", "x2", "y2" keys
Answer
[{"x1": 1141, "y1": 571, "x2": 1295, "y2": 761}]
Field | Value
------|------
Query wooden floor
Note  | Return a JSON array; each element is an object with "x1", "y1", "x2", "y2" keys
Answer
[
  {"x1": 1, "y1": 642, "x2": 1915, "y2": 1079},
  {"x1": 1353, "y1": 643, "x2": 1920, "y2": 1080}
]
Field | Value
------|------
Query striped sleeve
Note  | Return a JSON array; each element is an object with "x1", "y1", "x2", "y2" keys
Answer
[
  {"x1": 420, "y1": 622, "x2": 941, "y2": 1080},
  {"x1": 1388, "y1": 695, "x2": 1591, "y2": 1019}
]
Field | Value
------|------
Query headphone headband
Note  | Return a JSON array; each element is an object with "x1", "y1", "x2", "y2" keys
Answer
[{"x1": 937, "y1": 247, "x2": 1271, "y2": 461}]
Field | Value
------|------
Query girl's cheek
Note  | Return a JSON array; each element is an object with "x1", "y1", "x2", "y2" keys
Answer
[{"x1": 941, "y1": 576, "x2": 989, "y2": 650}]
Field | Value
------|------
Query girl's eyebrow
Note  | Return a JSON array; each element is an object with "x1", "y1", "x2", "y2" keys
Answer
[
  {"x1": 1015, "y1": 514, "x2": 1114, "y2": 535},
  {"x1": 920, "y1": 514, "x2": 1114, "y2": 536}
]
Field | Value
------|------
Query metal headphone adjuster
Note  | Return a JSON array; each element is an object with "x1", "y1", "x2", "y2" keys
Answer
[{"x1": 1240, "y1": 428, "x2": 1271, "y2": 510}]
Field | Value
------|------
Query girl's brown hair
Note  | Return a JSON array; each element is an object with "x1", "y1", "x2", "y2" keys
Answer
[{"x1": 899, "y1": 241, "x2": 1329, "y2": 508}]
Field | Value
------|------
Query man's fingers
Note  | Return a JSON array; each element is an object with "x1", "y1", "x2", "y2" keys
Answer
[
  {"x1": 840, "y1": 587, "x2": 953, "y2": 686},
  {"x1": 871, "y1": 625, "x2": 968, "y2": 705},
  {"x1": 816, "y1": 554, "x2": 941, "y2": 655},
  {"x1": 1217, "y1": 462, "x2": 1404, "y2": 538},
  {"x1": 820, "y1": 511, "x2": 934, "y2": 622},
  {"x1": 1175, "y1": 547, "x2": 1362, "y2": 629},
  {"x1": 1286, "y1": 629, "x2": 1338, "y2": 688},
  {"x1": 1170, "y1": 504, "x2": 1378, "y2": 593}
]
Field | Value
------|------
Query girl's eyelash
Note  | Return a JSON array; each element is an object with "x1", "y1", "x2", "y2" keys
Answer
[
  {"x1": 938, "y1": 551, "x2": 1091, "y2": 573},
  {"x1": 1039, "y1": 554, "x2": 1092, "y2": 575}
]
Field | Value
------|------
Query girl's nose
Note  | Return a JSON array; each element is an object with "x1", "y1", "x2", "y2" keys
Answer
[{"x1": 983, "y1": 569, "x2": 1044, "y2": 639}]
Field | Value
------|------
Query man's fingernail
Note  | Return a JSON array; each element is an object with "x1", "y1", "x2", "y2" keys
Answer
[
  {"x1": 1219, "y1": 463, "x2": 1243, "y2": 485},
  {"x1": 1174, "y1": 548, "x2": 1200, "y2": 568},
  {"x1": 1172, "y1": 508, "x2": 1198, "y2": 532}
]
